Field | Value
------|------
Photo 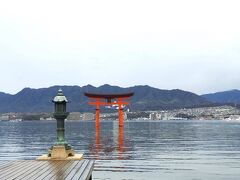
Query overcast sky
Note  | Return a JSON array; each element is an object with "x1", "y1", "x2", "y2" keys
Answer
[{"x1": 0, "y1": 0, "x2": 240, "y2": 95}]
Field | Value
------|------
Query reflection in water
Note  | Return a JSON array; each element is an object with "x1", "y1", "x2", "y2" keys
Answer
[
  {"x1": 1, "y1": 120, "x2": 240, "y2": 180},
  {"x1": 92, "y1": 121, "x2": 125, "y2": 160},
  {"x1": 95, "y1": 126, "x2": 100, "y2": 159},
  {"x1": 118, "y1": 126, "x2": 124, "y2": 160}
]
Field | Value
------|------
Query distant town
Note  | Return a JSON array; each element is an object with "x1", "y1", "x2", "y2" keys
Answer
[{"x1": 1, "y1": 105, "x2": 240, "y2": 122}]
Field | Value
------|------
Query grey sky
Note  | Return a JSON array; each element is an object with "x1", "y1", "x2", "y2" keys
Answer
[{"x1": 0, "y1": 0, "x2": 240, "y2": 94}]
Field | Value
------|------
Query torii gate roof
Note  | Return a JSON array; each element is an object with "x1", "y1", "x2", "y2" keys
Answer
[{"x1": 84, "y1": 92, "x2": 134, "y2": 99}]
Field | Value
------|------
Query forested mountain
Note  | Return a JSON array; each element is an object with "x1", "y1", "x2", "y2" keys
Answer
[
  {"x1": 202, "y1": 90, "x2": 240, "y2": 104},
  {"x1": 0, "y1": 85, "x2": 211, "y2": 113}
]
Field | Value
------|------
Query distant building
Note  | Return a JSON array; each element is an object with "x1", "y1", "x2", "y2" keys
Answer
[
  {"x1": 149, "y1": 112, "x2": 157, "y2": 120},
  {"x1": 156, "y1": 113, "x2": 162, "y2": 119},
  {"x1": 67, "y1": 112, "x2": 81, "y2": 120},
  {"x1": 0, "y1": 115, "x2": 9, "y2": 121},
  {"x1": 82, "y1": 113, "x2": 95, "y2": 120},
  {"x1": 149, "y1": 112, "x2": 162, "y2": 120},
  {"x1": 227, "y1": 115, "x2": 240, "y2": 121},
  {"x1": 45, "y1": 117, "x2": 55, "y2": 121},
  {"x1": 123, "y1": 112, "x2": 128, "y2": 120}
]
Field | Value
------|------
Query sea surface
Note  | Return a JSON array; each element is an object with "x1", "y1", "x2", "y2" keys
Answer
[{"x1": 0, "y1": 120, "x2": 240, "y2": 180}]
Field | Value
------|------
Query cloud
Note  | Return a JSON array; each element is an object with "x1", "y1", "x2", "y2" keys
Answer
[{"x1": 0, "y1": 0, "x2": 240, "y2": 94}]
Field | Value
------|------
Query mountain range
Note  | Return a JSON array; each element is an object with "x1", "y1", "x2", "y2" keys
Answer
[
  {"x1": 0, "y1": 84, "x2": 214, "y2": 113},
  {"x1": 1, "y1": 85, "x2": 240, "y2": 113},
  {"x1": 202, "y1": 89, "x2": 240, "y2": 105}
]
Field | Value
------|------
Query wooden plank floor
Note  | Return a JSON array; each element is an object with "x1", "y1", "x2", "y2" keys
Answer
[{"x1": 0, "y1": 159, "x2": 94, "y2": 180}]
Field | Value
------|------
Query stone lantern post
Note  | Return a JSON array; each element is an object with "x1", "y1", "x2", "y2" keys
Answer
[{"x1": 37, "y1": 89, "x2": 83, "y2": 160}]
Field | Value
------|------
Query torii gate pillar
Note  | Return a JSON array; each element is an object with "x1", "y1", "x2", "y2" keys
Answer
[
  {"x1": 117, "y1": 98, "x2": 124, "y2": 127},
  {"x1": 118, "y1": 108, "x2": 123, "y2": 127},
  {"x1": 95, "y1": 107, "x2": 100, "y2": 128}
]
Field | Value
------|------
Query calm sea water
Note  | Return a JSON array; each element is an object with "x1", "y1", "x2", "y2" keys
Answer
[{"x1": 0, "y1": 120, "x2": 240, "y2": 180}]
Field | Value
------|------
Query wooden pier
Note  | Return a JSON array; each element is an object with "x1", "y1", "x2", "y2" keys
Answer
[{"x1": 0, "y1": 159, "x2": 94, "y2": 180}]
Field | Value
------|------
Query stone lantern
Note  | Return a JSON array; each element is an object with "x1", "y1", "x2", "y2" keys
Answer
[
  {"x1": 52, "y1": 88, "x2": 69, "y2": 146},
  {"x1": 37, "y1": 89, "x2": 83, "y2": 160}
]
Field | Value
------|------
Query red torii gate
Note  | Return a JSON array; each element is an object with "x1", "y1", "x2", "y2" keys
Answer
[{"x1": 84, "y1": 92, "x2": 134, "y2": 127}]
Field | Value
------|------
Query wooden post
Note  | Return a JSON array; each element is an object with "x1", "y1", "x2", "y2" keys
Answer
[
  {"x1": 95, "y1": 98, "x2": 100, "y2": 128},
  {"x1": 95, "y1": 108, "x2": 100, "y2": 128},
  {"x1": 118, "y1": 108, "x2": 123, "y2": 127},
  {"x1": 117, "y1": 98, "x2": 124, "y2": 127}
]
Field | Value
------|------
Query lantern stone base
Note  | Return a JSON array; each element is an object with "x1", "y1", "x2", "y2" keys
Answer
[{"x1": 36, "y1": 145, "x2": 83, "y2": 161}]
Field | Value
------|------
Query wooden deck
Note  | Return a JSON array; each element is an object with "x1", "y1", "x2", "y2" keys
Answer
[{"x1": 0, "y1": 159, "x2": 94, "y2": 180}]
